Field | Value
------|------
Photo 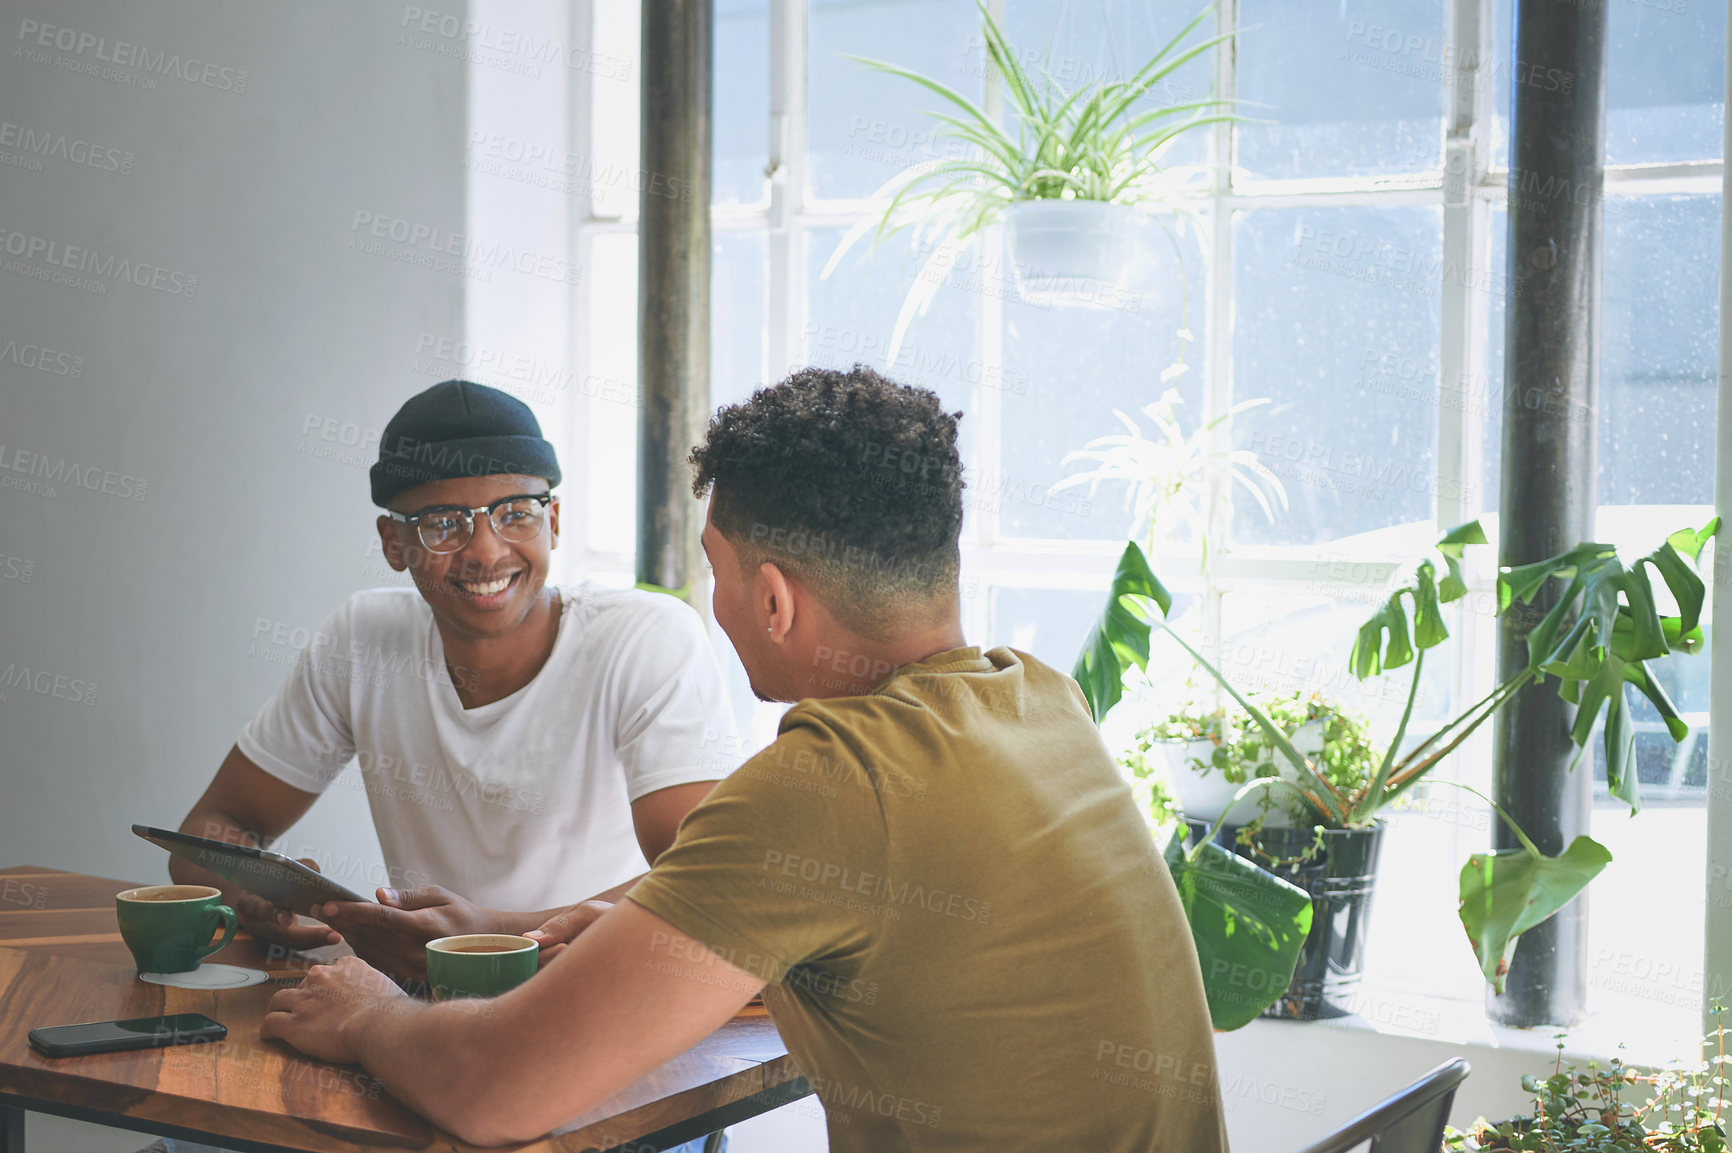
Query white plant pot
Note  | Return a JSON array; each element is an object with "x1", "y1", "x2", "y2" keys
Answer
[
  {"x1": 1003, "y1": 200, "x2": 1146, "y2": 308},
  {"x1": 1162, "y1": 721, "x2": 1330, "y2": 828},
  {"x1": 1162, "y1": 739, "x2": 1241, "y2": 824}
]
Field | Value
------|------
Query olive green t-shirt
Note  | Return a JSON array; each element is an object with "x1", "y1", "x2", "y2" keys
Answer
[{"x1": 628, "y1": 647, "x2": 1228, "y2": 1152}]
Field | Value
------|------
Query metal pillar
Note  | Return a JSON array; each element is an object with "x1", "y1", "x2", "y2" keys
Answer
[
  {"x1": 637, "y1": 0, "x2": 712, "y2": 594},
  {"x1": 1488, "y1": 0, "x2": 1607, "y2": 1027}
]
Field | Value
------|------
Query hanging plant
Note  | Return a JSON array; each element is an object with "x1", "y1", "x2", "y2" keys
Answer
[{"x1": 823, "y1": 2, "x2": 1240, "y2": 357}]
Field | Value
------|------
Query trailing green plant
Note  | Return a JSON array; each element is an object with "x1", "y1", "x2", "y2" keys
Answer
[
  {"x1": 1117, "y1": 743, "x2": 1181, "y2": 828},
  {"x1": 823, "y1": 2, "x2": 1239, "y2": 360},
  {"x1": 1442, "y1": 1001, "x2": 1728, "y2": 1151},
  {"x1": 1075, "y1": 516, "x2": 1719, "y2": 993},
  {"x1": 1138, "y1": 687, "x2": 1378, "y2": 827}
]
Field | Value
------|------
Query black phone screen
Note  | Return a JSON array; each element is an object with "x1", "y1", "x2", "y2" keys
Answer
[{"x1": 29, "y1": 1013, "x2": 227, "y2": 1056}]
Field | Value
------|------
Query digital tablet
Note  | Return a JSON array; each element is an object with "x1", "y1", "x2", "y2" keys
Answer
[{"x1": 132, "y1": 824, "x2": 372, "y2": 913}]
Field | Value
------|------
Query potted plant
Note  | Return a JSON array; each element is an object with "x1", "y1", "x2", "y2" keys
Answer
[
  {"x1": 1141, "y1": 688, "x2": 1386, "y2": 1019},
  {"x1": 1075, "y1": 516, "x2": 1720, "y2": 1023},
  {"x1": 1134, "y1": 686, "x2": 1388, "y2": 1019},
  {"x1": 1139, "y1": 686, "x2": 1374, "y2": 827},
  {"x1": 1442, "y1": 1002, "x2": 1727, "y2": 1151},
  {"x1": 823, "y1": 3, "x2": 1238, "y2": 359}
]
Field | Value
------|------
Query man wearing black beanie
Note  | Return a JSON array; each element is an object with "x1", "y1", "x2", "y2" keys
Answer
[{"x1": 170, "y1": 380, "x2": 737, "y2": 981}]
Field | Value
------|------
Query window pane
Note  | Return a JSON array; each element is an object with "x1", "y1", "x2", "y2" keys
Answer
[
  {"x1": 1601, "y1": 194, "x2": 1720, "y2": 506},
  {"x1": 1492, "y1": 0, "x2": 1725, "y2": 168},
  {"x1": 1235, "y1": 0, "x2": 1446, "y2": 180},
  {"x1": 1232, "y1": 206, "x2": 1445, "y2": 548},
  {"x1": 1605, "y1": 1, "x2": 1724, "y2": 166},
  {"x1": 1001, "y1": 0, "x2": 1218, "y2": 173},
  {"x1": 1218, "y1": 591, "x2": 1455, "y2": 730},
  {"x1": 1000, "y1": 218, "x2": 1206, "y2": 542},
  {"x1": 716, "y1": 0, "x2": 770, "y2": 205},
  {"x1": 989, "y1": 587, "x2": 1117, "y2": 675},
  {"x1": 713, "y1": 231, "x2": 767, "y2": 410},
  {"x1": 808, "y1": 0, "x2": 981, "y2": 200},
  {"x1": 803, "y1": 225, "x2": 978, "y2": 464},
  {"x1": 1487, "y1": 195, "x2": 1723, "y2": 510},
  {"x1": 995, "y1": 585, "x2": 1201, "y2": 700}
]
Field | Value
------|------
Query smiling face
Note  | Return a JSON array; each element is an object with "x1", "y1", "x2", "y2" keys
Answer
[{"x1": 376, "y1": 473, "x2": 559, "y2": 641}]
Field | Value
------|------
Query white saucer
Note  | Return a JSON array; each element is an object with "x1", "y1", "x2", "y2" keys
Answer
[{"x1": 139, "y1": 964, "x2": 268, "y2": 990}]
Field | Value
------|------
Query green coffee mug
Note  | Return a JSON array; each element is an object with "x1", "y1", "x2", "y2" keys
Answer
[
  {"x1": 115, "y1": 885, "x2": 238, "y2": 974},
  {"x1": 426, "y1": 934, "x2": 538, "y2": 1001}
]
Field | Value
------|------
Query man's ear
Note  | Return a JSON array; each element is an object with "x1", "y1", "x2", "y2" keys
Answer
[
  {"x1": 375, "y1": 516, "x2": 409, "y2": 573},
  {"x1": 547, "y1": 496, "x2": 560, "y2": 549},
  {"x1": 756, "y1": 560, "x2": 797, "y2": 643}
]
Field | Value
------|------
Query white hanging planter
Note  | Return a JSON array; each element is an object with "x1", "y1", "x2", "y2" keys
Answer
[{"x1": 1004, "y1": 199, "x2": 1148, "y2": 308}]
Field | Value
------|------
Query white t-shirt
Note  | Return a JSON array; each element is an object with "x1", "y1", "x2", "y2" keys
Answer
[{"x1": 238, "y1": 583, "x2": 738, "y2": 910}]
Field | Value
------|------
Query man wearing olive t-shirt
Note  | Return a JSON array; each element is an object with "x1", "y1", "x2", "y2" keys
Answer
[{"x1": 260, "y1": 367, "x2": 1229, "y2": 1152}]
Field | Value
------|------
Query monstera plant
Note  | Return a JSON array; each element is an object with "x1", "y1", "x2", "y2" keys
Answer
[{"x1": 1078, "y1": 516, "x2": 1719, "y2": 1011}]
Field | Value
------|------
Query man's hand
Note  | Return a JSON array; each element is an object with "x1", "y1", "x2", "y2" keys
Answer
[
  {"x1": 235, "y1": 858, "x2": 342, "y2": 951},
  {"x1": 261, "y1": 956, "x2": 406, "y2": 1064},
  {"x1": 524, "y1": 900, "x2": 614, "y2": 968},
  {"x1": 312, "y1": 885, "x2": 497, "y2": 982}
]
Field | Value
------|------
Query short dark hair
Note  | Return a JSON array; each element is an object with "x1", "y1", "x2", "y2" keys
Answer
[{"x1": 690, "y1": 365, "x2": 964, "y2": 636}]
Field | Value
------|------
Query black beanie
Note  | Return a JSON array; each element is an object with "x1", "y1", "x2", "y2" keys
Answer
[{"x1": 370, "y1": 380, "x2": 562, "y2": 508}]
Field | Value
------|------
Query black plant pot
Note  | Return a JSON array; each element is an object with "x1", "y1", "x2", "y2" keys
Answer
[{"x1": 1185, "y1": 819, "x2": 1386, "y2": 1021}]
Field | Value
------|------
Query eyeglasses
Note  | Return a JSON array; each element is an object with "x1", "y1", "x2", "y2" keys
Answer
[{"x1": 387, "y1": 493, "x2": 552, "y2": 554}]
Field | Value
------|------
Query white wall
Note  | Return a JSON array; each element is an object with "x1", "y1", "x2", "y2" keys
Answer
[{"x1": 0, "y1": 0, "x2": 473, "y2": 890}]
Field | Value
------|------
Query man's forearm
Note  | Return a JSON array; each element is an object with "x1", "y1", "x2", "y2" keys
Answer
[
  {"x1": 346, "y1": 996, "x2": 521, "y2": 1141},
  {"x1": 486, "y1": 873, "x2": 647, "y2": 935}
]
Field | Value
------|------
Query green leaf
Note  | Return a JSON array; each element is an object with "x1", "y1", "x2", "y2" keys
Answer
[
  {"x1": 1667, "y1": 515, "x2": 1720, "y2": 562},
  {"x1": 846, "y1": 56, "x2": 1011, "y2": 155},
  {"x1": 1642, "y1": 537, "x2": 1709, "y2": 638},
  {"x1": 1350, "y1": 586, "x2": 1415, "y2": 679},
  {"x1": 1435, "y1": 519, "x2": 1488, "y2": 601},
  {"x1": 1504, "y1": 524, "x2": 1719, "y2": 812},
  {"x1": 1071, "y1": 541, "x2": 1172, "y2": 724},
  {"x1": 1164, "y1": 830, "x2": 1314, "y2": 1030},
  {"x1": 1624, "y1": 660, "x2": 1687, "y2": 741},
  {"x1": 1458, "y1": 835, "x2": 1612, "y2": 993},
  {"x1": 1498, "y1": 541, "x2": 1610, "y2": 612},
  {"x1": 1350, "y1": 521, "x2": 1488, "y2": 680}
]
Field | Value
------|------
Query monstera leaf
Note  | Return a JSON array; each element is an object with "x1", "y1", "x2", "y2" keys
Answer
[
  {"x1": 1497, "y1": 517, "x2": 1719, "y2": 813},
  {"x1": 1349, "y1": 520, "x2": 1487, "y2": 680},
  {"x1": 1164, "y1": 829, "x2": 1314, "y2": 1030},
  {"x1": 1459, "y1": 834, "x2": 1613, "y2": 993},
  {"x1": 1073, "y1": 540, "x2": 1173, "y2": 723}
]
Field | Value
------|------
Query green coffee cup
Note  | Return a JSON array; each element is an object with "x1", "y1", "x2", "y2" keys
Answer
[
  {"x1": 426, "y1": 934, "x2": 538, "y2": 1001},
  {"x1": 115, "y1": 885, "x2": 238, "y2": 974}
]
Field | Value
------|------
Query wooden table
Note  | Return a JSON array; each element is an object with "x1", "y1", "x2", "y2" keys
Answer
[{"x1": 0, "y1": 867, "x2": 811, "y2": 1152}]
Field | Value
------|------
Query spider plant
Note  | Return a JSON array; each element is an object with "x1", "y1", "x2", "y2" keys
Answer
[
  {"x1": 821, "y1": 1, "x2": 1241, "y2": 361},
  {"x1": 1054, "y1": 387, "x2": 1286, "y2": 591}
]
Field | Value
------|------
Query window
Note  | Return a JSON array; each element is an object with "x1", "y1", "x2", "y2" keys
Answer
[{"x1": 565, "y1": 0, "x2": 1723, "y2": 1021}]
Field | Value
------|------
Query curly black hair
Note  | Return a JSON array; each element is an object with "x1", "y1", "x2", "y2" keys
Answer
[{"x1": 690, "y1": 365, "x2": 965, "y2": 636}]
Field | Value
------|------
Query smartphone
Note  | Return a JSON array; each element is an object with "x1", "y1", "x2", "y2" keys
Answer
[{"x1": 28, "y1": 1013, "x2": 227, "y2": 1058}]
